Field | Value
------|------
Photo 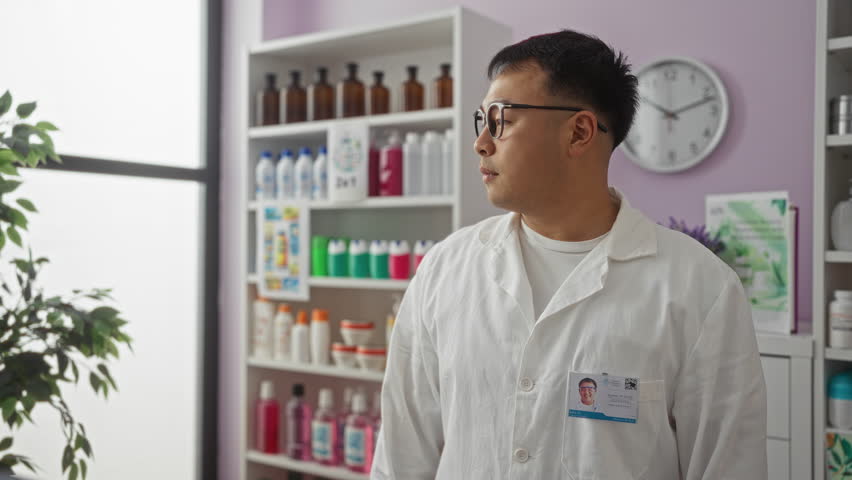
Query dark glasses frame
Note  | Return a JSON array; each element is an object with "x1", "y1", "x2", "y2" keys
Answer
[{"x1": 473, "y1": 102, "x2": 609, "y2": 139}]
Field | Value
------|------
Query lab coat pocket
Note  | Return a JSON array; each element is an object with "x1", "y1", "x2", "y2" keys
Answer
[{"x1": 560, "y1": 379, "x2": 665, "y2": 480}]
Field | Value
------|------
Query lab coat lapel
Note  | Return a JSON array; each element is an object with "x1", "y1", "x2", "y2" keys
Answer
[{"x1": 487, "y1": 214, "x2": 536, "y2": 327}]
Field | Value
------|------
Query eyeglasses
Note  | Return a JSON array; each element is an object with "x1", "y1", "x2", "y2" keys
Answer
[
  {"x1": 579, "y1": 386, "x2": 597, "y2": 391},
  {"x1": 474, "y1": 102, "x2": 609, "y2": 140}
]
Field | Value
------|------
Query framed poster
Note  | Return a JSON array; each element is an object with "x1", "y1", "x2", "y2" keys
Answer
[{"x1": 256, "y1": 201, "x2": 310, "y2": 301}]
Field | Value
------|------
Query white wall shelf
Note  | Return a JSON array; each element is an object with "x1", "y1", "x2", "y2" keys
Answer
[
  {"x1": 248, "y1": 357, "x2": 385, "y2": 382},
  {"x1": 248, "y1": 108, "x2": 454, "y2": 140},
  {"x1": 249, "y1": 195, "x2": 455, "y2": 212},
  {"x1": 826, "y1": 135, "x2": 852, "y2": 148},
  {"x1": 247, "y1": 450, "x2": 369, "y2": 480},
  {"x1": 826, "y1": 348, "x2": 852, "y2": 362},
  {"x1": 757, "y1": 332, "x2": 814, "y2": 358},
  {"x1": 248, "y1": 275, "x2": 409, "y2": 291},
  {"x1": 826, "y1": 251, "x2": 852, "y2": 263}
]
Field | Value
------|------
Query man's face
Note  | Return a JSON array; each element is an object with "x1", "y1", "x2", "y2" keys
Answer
[
  {"x1": 473, "y1": 63, "x2": 571, "y2": 213},
  {"x1": 579, "y1": 381, "x2": 596, "y2": 405}
]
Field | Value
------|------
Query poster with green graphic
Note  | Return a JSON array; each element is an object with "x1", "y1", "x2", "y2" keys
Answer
[{"x1": 706, "y1": 191, "x2": 797, "y2": 334}]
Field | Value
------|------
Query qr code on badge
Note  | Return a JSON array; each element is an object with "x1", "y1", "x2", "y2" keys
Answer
[{"x1": 624, "y1": 378, "x2": 638, "y2": 390}]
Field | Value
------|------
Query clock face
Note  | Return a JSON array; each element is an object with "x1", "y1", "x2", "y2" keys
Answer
[{"x1": 621, "y1": 57, "x2": 729, "y2": 173}]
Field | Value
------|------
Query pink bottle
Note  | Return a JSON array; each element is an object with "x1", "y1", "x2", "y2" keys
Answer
[
  {"x1": 389, "y1": 240, "x2": 411, "y2": 280},
  {"x1": 370, "y1": 391, "x2": 382, "y2": 455},
  {"x1": 344, "y1": 393, "x2": 375, "y2": 473},
  {"x1": 336, "y1": 387, "x2": 353, "y2": 464},
  {"x1": 286, "y1": 383, "x2": 313, "y2": 461},
  {"x1": 369, "y1": 138, "x2": 380, "y2": 197},
  {"x1": 379, "y1": 131, "x2": 403, "y2": 196},
  {"x1": 312, "y1": 388, "x2": 341, "y2": 466},
  {"x1": 413, "y1": 240, "x2": 435, "y2": 273},
  {"x1": 255, "y1": 381, "x2": 280, "y2": 453}
]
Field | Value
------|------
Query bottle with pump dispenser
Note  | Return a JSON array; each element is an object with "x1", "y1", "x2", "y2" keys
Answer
[
  {"x1": 312, "y1": 388, "x2": 340, "y2": 466},
  {"x1": 256, "y1": 151, "x2": 276, "y2": 200},
  {"x1": 273, "y1": 304, "x2": 294, "y2": 361},
  {"x1": 403, "y1": 66, "x2": 424, "y2": 111},
  {"x1": 831, "y1": 179, "x2": 852, "y2": 251},
  {"x1": 312, "y1": 67, "x2": 335, "y2": 121},
  {"x1": 284, "y1": 70, "x2": 307, "y2": 123},
  {"x1": 255, "y1": 381, "x2": 280, "y2": 453},
  {"x1": 261, "y1": 73, "x2": 280, "y2": 125},
  {"x1": 286, "y1": 383, "x2": 313, "y2": 461},
  {"x1": 344, "y1": 392, "x2": 374, "y2": 473},
  {"x1": 294, "y1": 147, "x2": 313, "y2": 200},
  {"x1": 380, "y1": 131, "x2": 403, "y2": 196},
  {"x1": 312, "y1": 146, "x2": 328, "y2": 200},
  {"x1": 370, "y1": 71, "x2": 390, "y2": 115},
  {"x1": 310, "y1": 309, "x2": 330, "y2": 365},
  {"x1": 434, "y1": 63, "x2": 453, "y2": 108},
  {"x1": 291, "y1": 311, "x2": 311, "y2": 363},
  {"x1": 341, "y1": 63, "x2": 365, "y2": 118},
  {"x1": 276, "y1": 149, "x2": 295, "y2": 200}
]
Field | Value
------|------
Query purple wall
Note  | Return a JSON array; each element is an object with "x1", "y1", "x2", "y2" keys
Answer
[{"x1": 262, "y1": 0, "x2": 816, "y2": 325}]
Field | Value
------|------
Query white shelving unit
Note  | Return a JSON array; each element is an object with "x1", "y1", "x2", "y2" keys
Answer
[
  {"x1": 238, "y1": 8, "x2": 511, "y2": 480},
  {"x1": 814, "y1": 1, "x2": 852, "y2": 478}
]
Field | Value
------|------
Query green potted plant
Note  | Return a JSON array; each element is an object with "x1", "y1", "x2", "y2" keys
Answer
[{"x1": 0, "y1": 90, "x2": 132, "y2": 480}]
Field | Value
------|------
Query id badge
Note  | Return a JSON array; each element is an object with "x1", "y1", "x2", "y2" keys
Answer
[{"x1": 567, "y1": 372, "x2": 639, "y2": 424}]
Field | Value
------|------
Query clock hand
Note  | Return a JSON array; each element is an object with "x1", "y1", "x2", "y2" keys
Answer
[
  {"x1": 640, "y1": 96, "x2": 677, "y2": 119},
  {"x1": 672, "y1": 96, "x2": 716, "y2": 116}
]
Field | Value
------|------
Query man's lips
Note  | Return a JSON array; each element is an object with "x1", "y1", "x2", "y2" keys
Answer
[{"x1": 480, "y1": 167, "x2": 498, "y2": 176}]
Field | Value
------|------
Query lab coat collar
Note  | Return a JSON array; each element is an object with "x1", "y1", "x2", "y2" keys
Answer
[{"x1": 478, "y1": 187, "x2": 658, "y2": 263}]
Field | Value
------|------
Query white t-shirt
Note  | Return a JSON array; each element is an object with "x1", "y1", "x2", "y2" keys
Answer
[{"x1": 519, "y1": 218, "x2": 609, "y2": 320}]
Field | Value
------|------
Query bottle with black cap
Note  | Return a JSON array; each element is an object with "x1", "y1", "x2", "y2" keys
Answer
[{"x1": 285, "y1": 383, "x2": 313, "y2": 461}]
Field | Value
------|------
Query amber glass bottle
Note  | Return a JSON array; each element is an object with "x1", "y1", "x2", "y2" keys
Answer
[
  {"x1": 435, "y1": 63, "x2": 453, "y2": 108},
  {"x1": 262, "y1": 73, "x2": 280, "y2": 125},
  {"x1": 370, "y1": 71, "x2": 390, "y2": 115},
  {"x1": 403, "y1": 66, "x2": 424, "y2": 112},
  {"x1": 285, "y1": 71, "x2": 307, "y2": 123},
  {"x1": 341, "y1": 63, "x2": 366, "y2": 118},
  {"x1": 312, "y1": 67, "x2": 335, "y2": 121}
]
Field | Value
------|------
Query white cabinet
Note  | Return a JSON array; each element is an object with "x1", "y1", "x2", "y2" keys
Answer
[
  {"x1": 763, "y1": 356, "x2": 791, "y2": 440},
  {"x1": 768, "y1": 438, "x2": 791, "y2": 480}
]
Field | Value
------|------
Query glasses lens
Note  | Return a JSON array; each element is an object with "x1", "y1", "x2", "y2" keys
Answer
[
  {"x1": 487, "y1": 104, "x2": 501, "y2": 137},
  {"x1": 474, "y1": 110, "x2": 486, "y2": 137}
]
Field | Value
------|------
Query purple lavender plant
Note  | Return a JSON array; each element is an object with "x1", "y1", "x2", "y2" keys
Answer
[{"x1": 665, "y1": 217, "x2": 726, "y2": 255}]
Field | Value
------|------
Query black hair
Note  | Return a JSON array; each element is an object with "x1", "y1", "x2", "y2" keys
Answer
[
  {"x1": 487, "y1": 30, "x2": 638, "y2": 149},
  {"x1": 579, "y1": 378, "x2": 597, "y2": 389}
]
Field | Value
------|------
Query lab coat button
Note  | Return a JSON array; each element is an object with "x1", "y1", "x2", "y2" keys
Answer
[
  {"x1": 519, "y1": 377, "x2": 534, "y2": 392},
  {"x1": 514, "y1": 448, "x2": 529, "y2": 463}
]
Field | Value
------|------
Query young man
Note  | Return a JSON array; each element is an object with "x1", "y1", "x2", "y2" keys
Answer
[{"x1": 372, "y1": 30, "x2": 767, "y2": 479}]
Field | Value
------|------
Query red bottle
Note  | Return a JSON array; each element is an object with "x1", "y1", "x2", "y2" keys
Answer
[
  {"x1": 379, "y1": 131, "x2": 403, "y2": 196},
  {"x1": 255, "y1": 381, "x2": 280, "y2": 453},
  {"x1": 369, "y1": 138, "x2": 380, "y2": 197}
]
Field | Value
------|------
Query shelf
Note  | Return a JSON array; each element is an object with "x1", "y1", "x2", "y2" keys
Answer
[
  {"x1": 248, "y1": 108, "x2": 454, "y2": 140},
  {"x1": 756, "y1": 332, "x2": 813, "y2": 358},
  {"x1": 248, "y1": 357, "x2": 385, "y2": 382},
  {"x1": 247, "y1": 450, "x2": 369, "y2": 480},
  {"x1": 827, "y1": 135, "x2": 852, "y2": 148},
  {"x1": 829, "y1": 36, "x2": 852, "y2": 69},
  {"x1": 249, "y1": 195, "x2": 454, "y2": 212},
  {"x1": 827, "y1": 427, "x2": 852, "y2": 436},
  {"x1": 827, "y1": 251, "x2": 852, "y2": 263},
  {"x1": 827, "y1": 348, "x2": 852, "y2": 362},
  {"x1": 247, "y1": 275, "x2": 410, "y2": 291}
]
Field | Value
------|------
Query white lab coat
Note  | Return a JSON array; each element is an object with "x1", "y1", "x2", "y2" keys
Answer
[{"x1": 372, "y1": 189, "x2": 768, "y2": 480}]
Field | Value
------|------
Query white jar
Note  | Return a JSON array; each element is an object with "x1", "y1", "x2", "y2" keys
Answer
[
  {"x1": 830, "y1": 371, "x2": 852, "y2": 428},
  {"x1": 830, "y1": 290, "x2": 852, "y2": 348}
]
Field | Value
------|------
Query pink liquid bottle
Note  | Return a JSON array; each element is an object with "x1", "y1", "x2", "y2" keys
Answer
[
  {"x1": 286, "y1": 383, "x2": 313, "y2": 461},
  {"x1": 312, "y1": 388, "x2": 340, "y2": 466},
  {"x1": 344, "y1": 393, "x2": 375, "y2": 473},
  {"x1": 379, "y1": 131, "x2": 403, "y2": 196},
  {"x1": 255, "y1": 381, "x2": 280, "y2": 453},
  {"x1": 389, "y1": 240, "x2": 411, "y2": 280},
  {"x1": 336, "y1": 387, "x2": 353, "y2": 464},
  {"x1": 369, "y1": 137, "x2": 381, "y2": 197}
]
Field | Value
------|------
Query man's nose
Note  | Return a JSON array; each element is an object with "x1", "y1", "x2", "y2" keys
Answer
[{"x1": 473, "y1": 127, "x2": 495, "y2": 157}]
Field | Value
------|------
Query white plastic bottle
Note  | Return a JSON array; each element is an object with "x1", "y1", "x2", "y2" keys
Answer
[
  {"x1": 273, "y1": 304, "x2": 294, "y2": 361},
  {"x1": 255, "y1": 151, "x2": 275, "y2": 200},
  {"x1": 313, "y1": 146, "x2": 328, "y2": 200},
  {"x1": 830, "y1": 290, "x2": 852, "y2": 348},
  {"x1": 402, "y1": 132, "x2": 421, "y2": 197},
  {"x1": 421, "y1": 131, "x2": 443, "y2": 195},
  {"x1": 311, "y1": 309, "x2": 331, "y2": 365},
  {"x1": 295, "y1": 147, "x2": 313, "y2": 200},
  {"x1": 276, "y1": 149, "x2": 295, "y2": 200},
  {"x1": 253, "y1": 297, "x2": 275, "y2": 359},
  {"x1": 291, "y1": 310, "x2": 311, "y2": 363},
  {"x1": 442, "y1": 128, "x2": 454, "y2": 195}
]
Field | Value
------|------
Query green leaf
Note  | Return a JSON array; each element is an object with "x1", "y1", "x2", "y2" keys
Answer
[
  {"x1": 0, "y1": 437, "x2": 12, "y2": 451},
  {"x1": 16, "y1": 198, "x2": 37, "y2": 212},
  {"x1": 9, "y1": 208, "x2": 27, "y2": 230},
  {"x1": 843, "y1": 437, "x2": 852, "y2": 461},
  {"x1": 1, "y1": 398, "x2": 15, "y2": 422},
  {"x1": 36, "y1": 121, "x2": 58, "y2": 131},
  {"x1": 0, "y1": 91, "x2": 11, "y2": 116},
  {"x1": 0, "y1": 179, "x2": 22, "y2": 194},
  {"x1": 0, "y1": 230, "x2": 6, "y2": 251},
  {"x1": 88, "y1": 372, "x2": 101, "y2": 394},
  {"x1": 6, "y1": 226, "x2": 20, "y2": 247},
  {"x1": 69, "y1": 462, "x2": 78, "y2": 480},
  {"x1": 0, "y1": 453, "x2": 17, "y2": 467},
  {"x1": 71, "y1": 362, "x2": 79, "y2": 382},
  {"x1": 62, "y1": 445, "x2": 74, "y2": 472},
  {"x1": 0, "y1": 163, "x2": 18, "y2": 175},
  {"x1": 80, "y1": 459, "x2": 88, "y2": 478},
  {"x1": 16, "y1": 102, "x2": 36, "y2": 119},
  {"x1": 0, "y1": 149, "x2": 16, "y2": 164},
  {"x1": 79, "y1": 435, "x2": 91, "y2": 457}
]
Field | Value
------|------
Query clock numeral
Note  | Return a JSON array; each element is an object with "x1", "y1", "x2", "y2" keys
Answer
[
  {"x1": 664, "y1": 68, "x2": 677, "y2": 82},
  {"x1": 668, "y1": 150, "x2": 677, "y2": 164},
  {"x1": 703, "y1": 128, "x2": 712, "y2": 139},
  {"x1": 710, "y1": 104, "x2": 719, "y2": 117},
  {"x1": 703, "y1": 86, "x2": 713, "y2": 99},
  {"x1": 690, "y1": 142, "x2": 699, "y2": 154}
]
